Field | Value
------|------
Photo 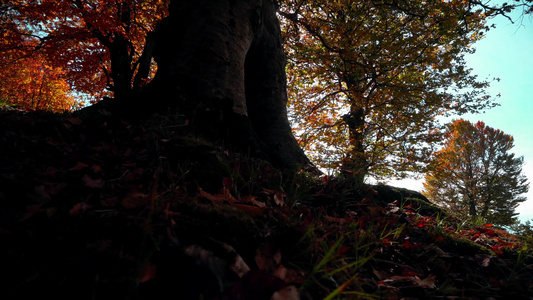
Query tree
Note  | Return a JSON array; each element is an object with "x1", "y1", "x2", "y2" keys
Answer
[
  {"x1": 0, "y1": 0, "x2": 168, "y2": 101},
  {"x1": 0, "y1": 52, "x2": 79, "y2": 112},
  {"x1": 279, "y1": 0, "x2": 530, "y2": 185},
  {"x1": 2, "y1": 0, "x2": 310, "y2": 168},
  {"x1": 115, "y1": 0, "x2": 311, "y2": 169},
  {"x1": 423, "y1": 119, "x2": 529, "y2": 225}
]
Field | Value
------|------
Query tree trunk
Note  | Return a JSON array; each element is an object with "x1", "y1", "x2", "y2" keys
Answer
[
  {"x1": 468, "y1": 193, "x2": 477, "y2": 217},
  {"x1": 139, "y1": 0, "x2": 310, "y2": 169},
  {"x1": 342, "y1": 104, "x2": 367, "y2": 186},
  {"x1": 133, "y1": 31, "x2": 156, "y2": 93},
  {"x1": 108, "y1": 35, "x2": 134, "y2": 100}
]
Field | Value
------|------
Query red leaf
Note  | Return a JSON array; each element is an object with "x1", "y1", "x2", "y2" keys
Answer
[
  {"x1": 91, "y1": 165, "x2": 102, "y2": 174},
  {"x1": 138, "y1": 263, "x2": 156, "y2": 283},
  {"x1": 69, "y1": 202, "x2": 90, "y2": 216},
  {"x1": 222, "y1": 177, "x2": 233, "y2": 191},
  {"x1": 233, "y1": 204, "x2": 265, "y2": 217},
  {"x1": 69, "y1": 161, "x2": 89, "y2": 171},
  {"x1": 83, "y1": 175, "x2": 103, "y2": 188},
  {"x1": 20, "y1": 204, "x2": 43, "y2": 221},
  {"x1": 337, "y1": 246, "x2": 351, "y2": 255}
]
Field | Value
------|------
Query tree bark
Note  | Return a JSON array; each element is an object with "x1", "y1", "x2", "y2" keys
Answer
[
  {"x1": 342, "y1": 105, "x2": 368, "y2": 186},
  {"x1": 141, "y1": 0, "x2": 310, "y2": 169}
]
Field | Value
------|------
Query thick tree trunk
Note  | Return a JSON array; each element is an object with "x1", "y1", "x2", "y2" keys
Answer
[{"x1": 142, "y1": 0, "x2": 310, "y2": 169}]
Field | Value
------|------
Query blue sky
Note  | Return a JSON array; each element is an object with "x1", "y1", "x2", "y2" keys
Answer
[{"x1": 388, "y1": 9, "x2": 533, "y2": 223}]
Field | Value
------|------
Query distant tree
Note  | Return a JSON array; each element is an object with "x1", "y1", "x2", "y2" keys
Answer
[
  {"x1": 423, "y1": 119, "x2": 529, "y2": 225},
  {"x1": 0, "y1": 52, "x2": 79, "y2": 112}
]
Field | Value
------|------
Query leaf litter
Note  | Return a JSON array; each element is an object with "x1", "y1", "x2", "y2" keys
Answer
[{"x1": 0, "y1": 109, "x2": 532, "y2": 299}]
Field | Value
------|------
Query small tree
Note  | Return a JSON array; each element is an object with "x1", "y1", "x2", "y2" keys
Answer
[{"x1": 424, "y1": 119, "x2": 529, "y2": 225}]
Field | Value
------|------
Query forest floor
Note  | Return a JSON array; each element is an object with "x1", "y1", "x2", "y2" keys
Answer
[{"x1": 1, "y1": 107, "x2": 532, "y2": 300}]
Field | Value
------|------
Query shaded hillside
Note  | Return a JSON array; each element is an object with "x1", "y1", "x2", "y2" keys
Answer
[{"x1": 1, "y1": 108, "x2": 532, "y2": 299}]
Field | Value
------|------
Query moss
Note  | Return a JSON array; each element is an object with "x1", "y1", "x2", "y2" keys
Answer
[
  {"x1": 403, "y1": 197, "x2": 445, "y2": 216},
  {"x1": 439, "y1": 232, "x2": 495, "y2": 256}
]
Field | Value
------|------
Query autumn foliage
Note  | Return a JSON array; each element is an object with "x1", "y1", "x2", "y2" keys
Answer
[
  {"x1": 424, "y1": 119, "x2": 529, "y2": 225},
  {"x1": 281, "y1": 0, "x2": 499, "y2": 182},
  {"x1": 1, "y1": 1, "x2": 533, "y2": 298},
  {"x1": 0, "y1": 52, "x2": 78, "y2": 112},
  {"x1": 0, "y1": 0, "x2": 169, "y2": 111}
]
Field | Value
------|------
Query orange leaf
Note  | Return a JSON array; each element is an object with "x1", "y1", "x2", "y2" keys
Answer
[{"x1": 198, "y1": 188, "x2": 238, "y2": 204}]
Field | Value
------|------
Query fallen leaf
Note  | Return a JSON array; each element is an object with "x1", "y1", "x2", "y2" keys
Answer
[
  {"x1": 324, "y1": 215, "x2": 346, "y2": 224},
  {"x1": 69, "y1": 202, "x2": 90, "y2": 216},
  {"x1": 233, "y1": 204, "x2": 265, "y2": 217},
  {"x1": 231, "y1": 253, "x2": 251, "y2": 278},
  {"x1": 475, "y1": 254, "x2": 494, "y2": 267},
  {"x1": 45, "y1": 137, "x2": 60, "y2": 146},
  {"x1": 416, "y1": 275, "x2": 437, "y2": 289},
  {"x1": 20, "y1": 204, "x2": 43, "y2": 221},
  {"x1": 91, "y1": 165, "x2": 102, "y2": 174},
  {"x1": 271, "y1": 285, "x2": 300, "y2": 300},
  {"x1": 278, "y1": 267, "x2": 305, "y2": 284},
  {"x1": 69, "y1": 161, "x2": 89, "y2": 171},
  {"x1": 380, "y1": 275, "x2": 436, "y2": 289},
  {"x1": 263, "y1": 189, "x2": 286, "y2": 206},
  {"x1": 138, "y1": 263, "x2": 156, "y2": 283},
  {"x1": 256, "y1": 244, "x2": 282, "y2": 273},
  {"x1": 83, "y1": 175, "x2": 103, "y2": 188},
  {"x1": 274, "y1": 265, "x2": 287, "y2": 280},
  {"x1": 122, "y1": 192, "x2": 149, "y2": 209},
  {"x1": 101, "y1": 197, "x2": 119, "y2": 207},
  {"x1": 198, "y1": 188, "x2": 239, "y2": 204},
  {"x1": 241, "y1": 195, "x2": 267, "y2": 208},
  {"x1": 373, "y1": 268, "x2": 389, "y2": 281}
]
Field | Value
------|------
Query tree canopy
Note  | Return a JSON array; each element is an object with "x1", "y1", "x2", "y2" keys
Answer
[
  {"x1": 279, "y1": 0, "x2": 532, "y2": 184},
  {"x1": 424, "y1": 119, "x2": 529, "y2": 225},
  {"x1": 0, "y1": 0, "x2": 168, "y2": 108},
  {"x1": 0, "y1": 51, "x2": 79, "y2": 112}
]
